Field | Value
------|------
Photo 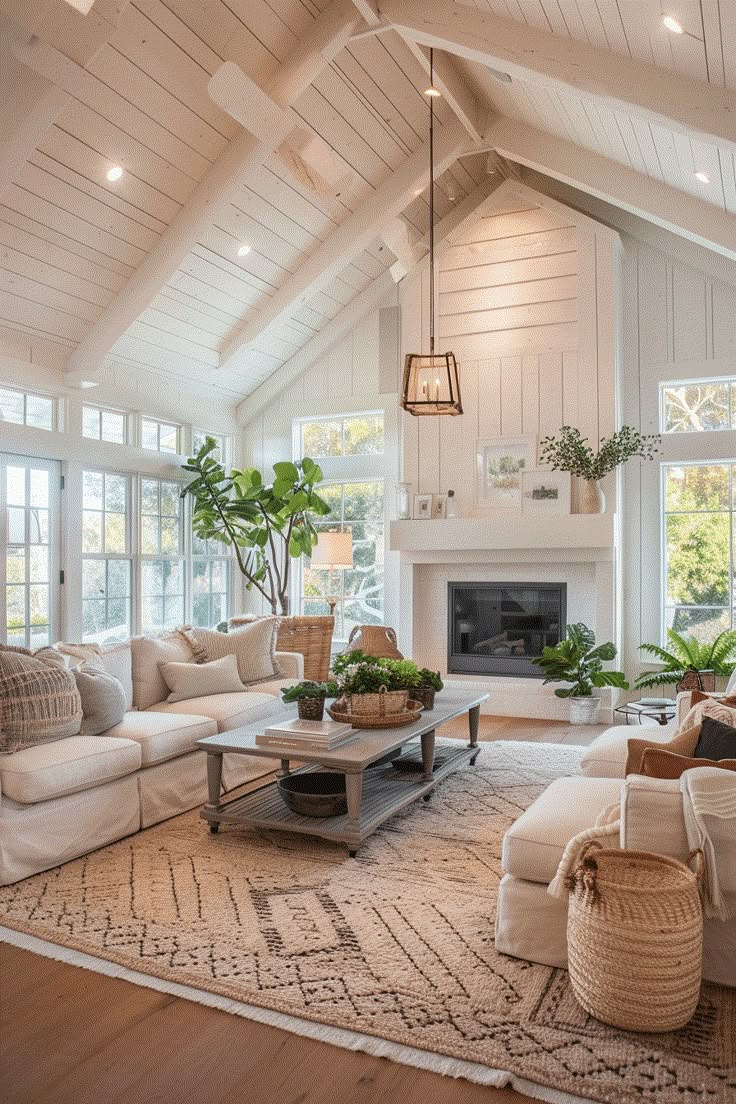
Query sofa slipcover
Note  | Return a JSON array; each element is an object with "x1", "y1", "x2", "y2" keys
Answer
[
  {"x1": 0, "y1": 735, "x2": 141, "y2": 805},
  {"x1": 106, "y1": 711, "x2": 217, "y2": 767},
  {"x1": 149, "y1": 691, "x2": 283, "y2": 733}
]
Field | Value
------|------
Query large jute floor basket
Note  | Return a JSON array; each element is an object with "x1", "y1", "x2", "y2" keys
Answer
[{"x1": 566, "y1": 842, "x2": 704, "y2": 1032}]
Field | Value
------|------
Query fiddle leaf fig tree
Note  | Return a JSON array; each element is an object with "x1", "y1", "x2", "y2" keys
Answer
[{"x1": 181, "y1": 438, "x2": 331, "y2": 615}]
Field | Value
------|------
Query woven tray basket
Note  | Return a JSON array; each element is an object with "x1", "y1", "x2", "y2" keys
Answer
[
  {"x1": 566, "y1": 842, "x2": 704, "y2": 1032},
  {"x1": 329, "y1": 689, "x2": 423, "y2": 729}
]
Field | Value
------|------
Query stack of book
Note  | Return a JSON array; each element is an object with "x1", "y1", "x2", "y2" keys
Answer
[{"x1": 256, "y1": 717, "x2": 356, "y2": 752}]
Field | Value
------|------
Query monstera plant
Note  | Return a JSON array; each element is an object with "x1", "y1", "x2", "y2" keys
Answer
[{"x1": 181, "y1": 438, "x2": 331, "y2": 615}]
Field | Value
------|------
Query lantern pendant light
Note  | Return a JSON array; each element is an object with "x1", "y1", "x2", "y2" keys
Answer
[{"x1": 401, "y1": 49, "x2": 462, "y2": 417}]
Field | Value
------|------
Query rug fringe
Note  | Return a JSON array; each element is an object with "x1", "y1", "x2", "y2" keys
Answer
[{"x1": 1, "y1": 926, "x2": 595, "y2": 1104}]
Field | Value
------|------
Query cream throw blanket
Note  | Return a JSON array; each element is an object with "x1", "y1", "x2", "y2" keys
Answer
[{"x1": 680, "y1": 767, "x2": 736, "y2": 922}]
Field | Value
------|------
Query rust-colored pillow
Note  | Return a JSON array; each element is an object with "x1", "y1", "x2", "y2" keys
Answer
[
  {"x1": 640, "y1": 747, "x2": 736, "y2": 780},
  {"x1": 689, "y1": 691, "x2": 736, "y2": 706},
  {"x1": 625, "y1": 724, "x2": 700, "y2": 776}
]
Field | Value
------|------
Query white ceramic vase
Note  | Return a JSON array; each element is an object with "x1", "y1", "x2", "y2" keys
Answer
[
  {"x1": 569, "y1": 696, "x2": 601, "y2": 725},
  {"x1": 577, "y1": 478, "x2": 605, "y2": 514}
]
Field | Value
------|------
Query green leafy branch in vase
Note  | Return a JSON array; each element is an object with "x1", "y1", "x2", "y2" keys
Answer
[{"x1": 539, "y1": 425, "x2": 660, "y2": 481}]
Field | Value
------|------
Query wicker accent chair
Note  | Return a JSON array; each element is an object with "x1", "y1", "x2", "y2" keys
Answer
[{"x1": 229, "y1": 615, "x2": 334, "y2": 682}]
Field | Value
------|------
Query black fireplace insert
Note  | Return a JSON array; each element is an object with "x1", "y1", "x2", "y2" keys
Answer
[{"x1": 448, "y1": 582, "x2": 567, "y2": 678}]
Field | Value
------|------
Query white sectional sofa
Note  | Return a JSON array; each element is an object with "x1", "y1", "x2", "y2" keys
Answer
[
  {"x1": 0, "y1": 636, "x2": 302, "y2": 885},
  {"x1": 495, "y1": 692, "x2": 736, "y2": 988}
]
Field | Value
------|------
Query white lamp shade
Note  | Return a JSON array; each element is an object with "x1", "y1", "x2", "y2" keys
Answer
[{"x1": 311, "y1": 531, "x2": 353, "y2": 568}]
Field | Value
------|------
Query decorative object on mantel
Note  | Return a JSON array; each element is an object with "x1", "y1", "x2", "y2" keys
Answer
[
  {"x1": 413, "y1": 493, "x2": 432, "y2": 519},
  {"x1": 539, "y1": 425, "x2": 660, "y2": 515},
  {"x1": 342, "y1": 625, "x2": 403, "y2": 660},
  {"x1": 309, "y1": 530, "x2": 353, "y2": 615},
  {"x1": 400, "y1": 49, "x2": 462, "y2": 418},
  {"x1": 432, "y1": 493, "x2": 447, "y2": 518},
  {"x1": 396, "y1": 481, "x2": 412, "y2": 520},
  {"x1": 635, "y1": 628, "x2": 736, "y2": 693},
  {"x1": 521, "y1": 469, "x2": 571, "y2": 515},
  {"x1": 446, "y1": 488, "x2": 458, "y2": 517},
  {"x1": 476, "y1": 436, "x2": 536, "y2": 510},
  {"x1": 182, "y1": 441, "x2": 331, "y2": 614},
  {"x1": 533, "y1": 622, "x2": 629, "y2": 724}
]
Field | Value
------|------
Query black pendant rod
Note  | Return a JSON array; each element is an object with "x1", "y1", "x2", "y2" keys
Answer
[{"x1": 429, "y1": 48, "x2": 435, "y2": 356}]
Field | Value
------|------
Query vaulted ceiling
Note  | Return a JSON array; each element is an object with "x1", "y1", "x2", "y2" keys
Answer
[{"x1": 1, "y1": 0, "x2": 734, "y2": 405}]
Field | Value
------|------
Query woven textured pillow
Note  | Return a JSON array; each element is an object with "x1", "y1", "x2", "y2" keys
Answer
[
  {"x1": 182, "y1": 620, "x2": 281, "y2": 685},
  {"x1": 680, "y1": 697, "x2": 736, "y2": 734},
  {"x1": 0, "y1": 645, "x2": 82, "y2": 754},
  {"x1": 73, "y1": 660, "x2": 128, "y2": 737},
  {"x1": 625, "y1": 724, "x2": 700, "y2": 777},
  {"x1": 160, "y1": 654, "x2": 245, "y2": 703},
  {"x1": 640, "y1": 747, "x2": 736, "y2": 780}
]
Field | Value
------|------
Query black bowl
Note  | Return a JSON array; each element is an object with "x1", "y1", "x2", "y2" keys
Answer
[{"x1": 277, "y1": 772, "x2": 347, "y2": 818}]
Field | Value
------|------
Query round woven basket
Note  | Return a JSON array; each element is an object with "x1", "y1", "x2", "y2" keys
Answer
[
  {"x1": 329, "y1": 689, "x2": 423, "y2": 729},
  {"x1": 566, "y1": 842, "x2": 704, "y2": 1033}
]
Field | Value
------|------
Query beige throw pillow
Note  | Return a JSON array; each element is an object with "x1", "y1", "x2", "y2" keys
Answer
[
  {"x1": 130, "y1": 631, "x2": 195, "y2": 710},
  {"x1": 74, "y1": 661, "x2": 128, "y2": 737},
  {"x1": 56, "y1": 641, "x2": 133, "y2": 711},
  {"x1": 160, "y1": 654, "x2": 245, "y2": 703},
  {"x1": 0, "y1": 645, "x2": 82, "y2": 753},
  {"x1": 183, "y1": 620, "x2": 281, "y2": 685}
]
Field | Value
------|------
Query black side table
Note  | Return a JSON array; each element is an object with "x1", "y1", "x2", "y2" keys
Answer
[{"x1": 614, "y1": 699, "x2": 677, "y2": 726}]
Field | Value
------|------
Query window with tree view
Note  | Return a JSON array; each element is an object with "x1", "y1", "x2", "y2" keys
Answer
[{"x1": 660, "y1": 377, "x2": 735, "y2": 642}]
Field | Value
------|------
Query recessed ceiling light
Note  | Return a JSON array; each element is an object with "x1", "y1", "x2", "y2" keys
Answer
[
  {"x1": 237, "y1": 244, "x2": 251, "y2": 257},
  {"x1": 413, "y1": 187, "x2": 424, "y2": 196},
  {"x1": 106, "y1": 165, "x2": 123, "y2": 182},
  {"x1": 424, "y1": 85, "x2": 441, "y2": 97},
  {"x1": 662, "y1": 15, "x2": 684, "y2": 33},
  {"x1": 695, "y1": 170, "x2": 711, "y2": 183}
]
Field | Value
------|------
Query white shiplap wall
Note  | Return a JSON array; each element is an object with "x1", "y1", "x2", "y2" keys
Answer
[
  {"x1": 400, "y1": 187, "x2": 620, "y2": 518},
  {"x1": 621, "y1": 236, "x2": 736, "y2": 678}
]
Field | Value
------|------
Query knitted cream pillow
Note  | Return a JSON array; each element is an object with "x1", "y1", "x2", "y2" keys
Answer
[
  {"x1": 0, "y1": 645, "x2": 82, "y2": 754},
  {"x1": 183, "y1": 620, "x2": 282, "y2": 685}
]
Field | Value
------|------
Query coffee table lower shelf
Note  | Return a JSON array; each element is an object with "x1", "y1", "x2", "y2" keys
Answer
[{"x1": 200, "y1": 742, "x2": 477, "y2": 854}]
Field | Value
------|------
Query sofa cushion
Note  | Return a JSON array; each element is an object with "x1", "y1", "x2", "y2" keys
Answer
[
  {"x1": 625, "y1": 723, "x2": 700, "y2": 776},
  {"x1": 148, "y1": 691, "x2": 282, "y2": 733},
  {"x1": 183, "y1": 620, "x2": 282, "y2": 685},
  {"x1": 0, "y1": 645, "x2": 82, "y2": 754},
  {"x1": 640, "y1": 747, "x2": 736, "y2": 779},
  {"x1": 160, "y1": 654, "x2": 244, "y2": 703},
  {"x1": 248, "y1": 676, "x2": 299, "y2": 697},
  {"x1": 502, "y1": 776, "x2": 621, "y2": 883},
  {"x1": 105, "y1": 711, "x2": 217, "y2": 767},
  {"x1": 580, "y1": 721, "x2": 676, "y2": 778},
  {"x1": 0, "y1": 735, "x2": 141, "y2": 804},
  {"x1": 56, "y1": 642, "x2": 134, "y2": 711},
  {"x1": 130, "y1": 632, "x2": 194, "y2": 711},
  {"x1": 74, "y1": 661, "x2": 128, "y2": 737}
]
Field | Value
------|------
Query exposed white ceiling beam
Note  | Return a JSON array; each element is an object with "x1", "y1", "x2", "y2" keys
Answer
[
  {"x1": 219, "y1": 118, "x2": 469, "y2": 372},
  {"x1": 484, "y1": 115, "x2": 736, "y2": 263},
  {"x1": 1, "y1": 1, "x2": 130, "y2": 202},
  {"x1": 60, "y1": 0, "x2": 361, "y2": 382},
  {"x1": 348, "y1": 0, "x2": 382, "y2": 25},
  {"x1": 379, "y1": 0, "x2": 736, "y2": 151},
  {"x1": 400, "y1": 43, "x2": 483, "y2": 145}
]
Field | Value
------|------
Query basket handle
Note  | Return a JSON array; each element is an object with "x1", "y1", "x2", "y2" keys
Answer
[
  {"x1": 687, "y1": 848, "x2": 705, "y2": 882},
  {"x1": 566, "y1": 839, "x2": 602, "y2": 897}
]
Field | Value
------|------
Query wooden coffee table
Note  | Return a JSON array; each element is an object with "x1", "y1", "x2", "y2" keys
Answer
[{"x1": 197, "y1": 687, "x2": 488, "y2": 856}]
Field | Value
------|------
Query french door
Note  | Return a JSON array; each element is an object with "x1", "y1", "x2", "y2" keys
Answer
[{"x1": 1, "y1": 454, "x2": 61, "y2": 649}]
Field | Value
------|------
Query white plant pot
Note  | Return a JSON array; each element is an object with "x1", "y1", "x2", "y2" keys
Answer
[{"x1": 569, "y1": 696, "x2": 601, "y2": 725}]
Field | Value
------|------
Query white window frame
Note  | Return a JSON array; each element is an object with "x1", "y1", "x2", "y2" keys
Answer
[
  {"x1": 81, "y1": 468, "x2": 135, "y2": 643},
  {"x1": 0, "y1": 385, "x2": 57, "y2": 431},
  {"x1": 140, "y1": 416, "x2": 182, "y2": 455},
  {"x1": 640, "y1": 358, "x2": 736, "y2": 647},
  {"x1": 82, "y1": 402, "x2": 129, "y2": 445},
  {"x1": 192, "y1": 428, "x2": 231, "y2": 467}
]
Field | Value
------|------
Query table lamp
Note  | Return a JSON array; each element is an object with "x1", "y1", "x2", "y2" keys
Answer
[{"x1": 311, "y1": 531, "x2": 353, "y2": 615}]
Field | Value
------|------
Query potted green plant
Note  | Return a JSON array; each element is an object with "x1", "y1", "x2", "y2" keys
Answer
[
  {"x1": 539, "y1": 425, "x2": 660, "y2": 514},
  {"x1": 182, "y1": 439, "x2": 331, "y2": 615},
  {"x1": 335, "y1": 660, "x2": 407, "y2": 715},
  {"x1": 533, "y1": 623, "x2": 629, "y2": 724},
  {"x1": 635, "y1": 629, "x2": 736, "y2": 693},
  {"x1": 281, "y1": 680, "x2": 337, "y2": 721},
  {"x1": 414, "y1": 669, "x2": 444, "y2": 710}
]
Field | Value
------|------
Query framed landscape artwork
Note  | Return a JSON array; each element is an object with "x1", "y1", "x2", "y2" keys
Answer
[
  {"x1": 521, "y1": 469, "x2": 571, "y2": 515},
  {"x1": 476, "y1": 436, "x2": 536, "y2": 509}
]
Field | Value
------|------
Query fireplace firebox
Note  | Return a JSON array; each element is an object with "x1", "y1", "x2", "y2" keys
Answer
[{"x1": 448, "y1": 582, "x2": 567, "y2": 678}]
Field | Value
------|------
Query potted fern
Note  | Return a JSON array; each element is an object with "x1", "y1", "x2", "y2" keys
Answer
[
  {"x1": 635, "y1": 629, "x2": 736, "y2": 692},
  {"x1": 533, "y1": 623, "x2": 629, "y2": 724}
]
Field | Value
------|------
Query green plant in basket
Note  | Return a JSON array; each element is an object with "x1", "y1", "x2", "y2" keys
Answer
[
  {"x1": 418, "y1": 668, "x2": 443, "y2": 691},
  {"x1": 280, "y1": 680, "x2": 337, "y2": 704},
  {"x1": 336, "y1": 662, "x2": 395, "y2": 696}
]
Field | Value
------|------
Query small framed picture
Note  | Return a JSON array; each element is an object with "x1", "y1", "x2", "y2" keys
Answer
[
  {"x1": 432, "y1": 493, "x2": 447, "y2": 519},
  {"x1": 413, "y1": 493, "x2": 432, "y2": 519},
  {"x1": 521, "y1": 470, "x2": 571, "y2": 515},
  {"x1": 476, "y1": 436, "x2": 537, "y2": 510}
]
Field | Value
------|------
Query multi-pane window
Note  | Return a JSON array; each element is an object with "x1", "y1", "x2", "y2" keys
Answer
[
  {"x1": 82, "y1": 471, "x2": 132, "y2": 643},
  {"x1": 303, "y1": 480, "x2": 384, "y2": 645},
  {"x1": 0, "y1": 386, "x2": 54, "y2": 430},
  {"x1": 663, "y1": 463, "x2": 734, "y2": 640},
  {"x1": 192, "y1": 530, "x2": 230, "y2": 629},
  {"x1": 300, "y1": 413, "x2": 384, "y2": 458},
  {"x1": 140, "y1": 478, "x2": 185, "y2": 633},
  {"x1": 141, "y1": 417, "x2": 180, "y2": 454},
  {"x1": 661, "y1": 378, "x2": 736, "y2": 434},
  {"x1": 82, "y1": 404, "x2": 127, "y2": 444},
  {"x1": 2, "y1": 457, "x2": 56, "y2": 649},
  {"x1": 192, "y1": 429, "x2": 228, "y2": 464}
]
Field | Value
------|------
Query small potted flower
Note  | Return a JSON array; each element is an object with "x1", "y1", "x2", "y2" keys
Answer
[
  {"x1": 281, "y1": 681, "x2": 336, "y2": 721},
  {"x1": 413, "y1": 669, "x2": 443, "y2": 711}
]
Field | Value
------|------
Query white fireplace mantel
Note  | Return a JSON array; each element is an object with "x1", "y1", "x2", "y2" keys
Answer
[{"x1": 389, "y1": 514, "x2": 615, "y2": 563}]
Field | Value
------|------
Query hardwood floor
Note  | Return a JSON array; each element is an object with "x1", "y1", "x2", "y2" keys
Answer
[{"x1": 1, "y1": 718, "x2": 598, "y2": 1104}]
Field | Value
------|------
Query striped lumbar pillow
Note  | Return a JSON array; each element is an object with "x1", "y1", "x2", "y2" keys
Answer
[{"x1": 182, "y1": 619, "x2": 282, "y2": 685}]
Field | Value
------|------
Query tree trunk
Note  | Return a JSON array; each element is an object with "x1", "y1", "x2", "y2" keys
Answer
[{"x1": 279, "y1": 593, "x2": 291, "y2": 616}]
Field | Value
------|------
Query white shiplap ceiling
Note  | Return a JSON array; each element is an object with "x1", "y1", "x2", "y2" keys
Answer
[{"x1": 0, "y1": 0, "x2": 734, "y2": 404}]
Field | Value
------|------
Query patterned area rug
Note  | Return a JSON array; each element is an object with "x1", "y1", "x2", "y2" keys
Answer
[{"x1": 1, "y1": 740, "x2": 735, "y2": 1104}]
